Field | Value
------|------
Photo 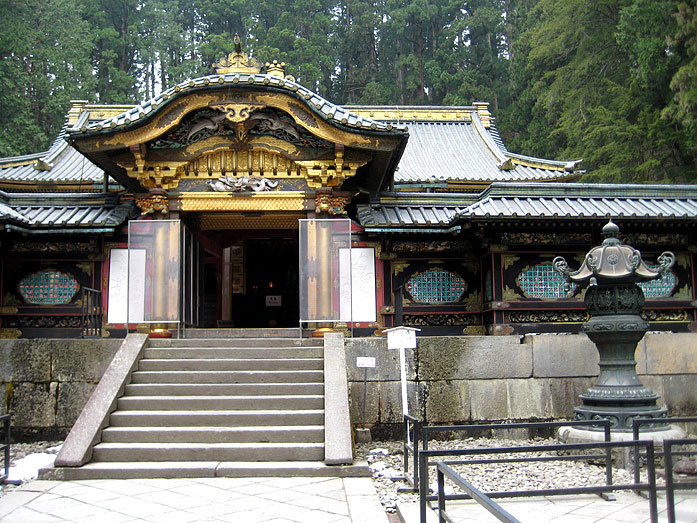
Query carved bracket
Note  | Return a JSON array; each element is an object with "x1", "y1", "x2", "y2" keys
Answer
[
  {"x1": 136, "y1": 194, "x2": 169, "y2": 216},
  {"x1": 315, "y1": 193, "x2": 349, "y2": 215}
]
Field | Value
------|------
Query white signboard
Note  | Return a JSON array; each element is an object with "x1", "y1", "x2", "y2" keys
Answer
[
  {"x1": 107, "y1": 248, "x2": 146, "y2": 323},
  {"x1": 339, "y1": 247, "x2": 377, "y2": 322},
  {"x1": 356, "y1": 357, "x2": 376, "y2": 368},
  {"x1": 385, "y1": 326, "x2": 420, "y2": 350}
]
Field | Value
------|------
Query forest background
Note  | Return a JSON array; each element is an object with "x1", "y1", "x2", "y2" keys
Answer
[{"x1": 1, "y1": 0, "x2": 696, "y2": 183}]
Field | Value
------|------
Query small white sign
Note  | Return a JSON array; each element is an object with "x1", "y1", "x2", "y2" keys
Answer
[
  {"x1": 356, "y1": 357, "x2": 376, "y2": 368},
  {"x1": 385, "y1": 326, "x2": 420, "y2": 350},
  {"x1": 266, "y1": 295, "x2": 282, "y2": 307}
]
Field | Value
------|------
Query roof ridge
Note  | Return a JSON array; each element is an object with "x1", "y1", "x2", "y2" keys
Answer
[{"x1": 69, "y1": 73, "x2": 407, "y2": 136}]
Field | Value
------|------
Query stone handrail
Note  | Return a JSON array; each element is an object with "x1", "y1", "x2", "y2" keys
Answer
[
  {"x1": 54, "y1": 333, "x2": 149, "y2": 467},
  {"x1": 324, "y1": 332, "x2": 353, "y2": 465}
]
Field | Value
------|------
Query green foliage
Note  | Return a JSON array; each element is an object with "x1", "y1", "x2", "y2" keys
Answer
[
  {"x1": 0, "y1": 0, "x2": 95, "y2": 156},
  {"x1": 501, "y1": 0, "x2": 697, "y2": 183},
  {"x1": 0, "y1": 0, "x2": 695, "y2": 183}
]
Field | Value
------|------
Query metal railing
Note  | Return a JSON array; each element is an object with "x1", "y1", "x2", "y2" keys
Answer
[
  {"x1": 664, "y1": 438, "x2": 697, "y2": 523},
  {"x1": 631, "y1": 417, "x2": 697, "y2": 489},
  {"x1": 80, "y1": 287, "x2": 102, "y2": 338},
  {"x1": 0, "y1": 414, "x2": 11, "y2": 483},
  {"x1": 436, "y1": 461, "x2": 521, "y2": 523},
  {"x1": 403, "y1": 417, "x2": 611, "y2": 491},
  {"x1": 629, "y1": 417, "x2": 697, "y2": 523},
  {"x1": 422, "y1": 440, "x2": 659, "y2": 523}
]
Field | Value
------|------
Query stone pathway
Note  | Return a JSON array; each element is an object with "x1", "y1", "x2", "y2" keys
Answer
[
  {"x1": 0, "y1": 476, "x2": 388, "y2": 523},
  {"x1": 397, "y1": 490, "x2": 697, "y2": 522}
]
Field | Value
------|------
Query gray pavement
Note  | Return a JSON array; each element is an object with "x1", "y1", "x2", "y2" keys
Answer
[
  {"x1": 0, "y1": 476, "x2": 389, "y2": 523},
  {"x1": 398, "y1": 490, "x2": 697, "y2": 523}
]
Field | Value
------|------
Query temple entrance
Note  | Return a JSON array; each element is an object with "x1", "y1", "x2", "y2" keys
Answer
[
  {"x1": 199, "y1": 230, "x2": 299, "y2": 329},
  {"x1": 240, "y1": 238, "x2": 299, "y2": 328}
]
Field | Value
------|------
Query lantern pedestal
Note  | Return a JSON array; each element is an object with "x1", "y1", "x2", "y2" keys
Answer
[{"x1": 554, "y1": 221, "x2": 682, "y2": 439}]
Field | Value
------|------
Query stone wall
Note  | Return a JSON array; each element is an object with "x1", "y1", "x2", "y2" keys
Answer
[
  {"x1": 345, "y1": 333, "x2": 697, "y2": 433},
  {"x1": 0, "y1": 339, "x2": 122, "y2": 440},
  {"x1": 3, "y1": 333, "x2": 696, "y2": 441}
]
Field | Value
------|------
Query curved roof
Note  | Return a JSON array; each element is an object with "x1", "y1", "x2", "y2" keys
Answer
[
  {"x1": 348, "y1": 105, "x2": 581, "y2": 187},
  {"x1": 0, "y1": 191, "x2": 132, "y2": 234},
  {"x1": 69, "y1": 73, "x2": 406, "y2": 138},
  {"x1": 357, "y1": 182, "x2": 697, "y2": 231},
  {"x1": 462, "y1": 183, "x2": 697, "y2": 219},
  {"x1": 0, "y1": 124, "x2": 111, "y2": 191}
]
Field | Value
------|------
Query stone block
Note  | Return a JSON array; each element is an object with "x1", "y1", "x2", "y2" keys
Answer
[
  {"x1": 0, "y1": 339, "x2": 52, "y2": 381},
  {"x1": 345, "y1": 338, "x2": 414, "y2": 381},
  {"x1": 506, "y1": 379, "x2": 552, "y2": 420},
  {"x1": 0, "y1": 383, "x2": 7, "y2": 415},
  {"x1": 423, "y1": 380, "x2": 470, "y2": 424},
  {"x1": 10, "y1": 382, "x2": 57, "y2": 428},
  {"x1": 639, "y1": 375, "x2": 665, "y2": 403},
  {"x1": 379, "y1": 380, "x2": 419, "y2": 423},
  {"x1": 527, "y1": 334, "x2": 599, "y2": 378},
  {"x1": 548, "y1": 377, "x2": 594, "y2": 419},
  {"x1": 51, "y1": 340, "x2": 121, "y2": 381},
  {"x1": 470, "y1": 379, "x2": 507, "y2": 421},
  {"x1": 643, "y1": 333, "x2": 697, "y2": 375},
  {"x1": 349, "y1": 381, "x2": 380, "y2": 426},
  {"x1": 660, "y1": 375, "x2": 697, "y2": 416},
  {"x1": 418, "y1": 336, "x2": 530, "y2": 380},
  {"x1": 56, "y1": 381, "x2": 97, "y2": 429}
]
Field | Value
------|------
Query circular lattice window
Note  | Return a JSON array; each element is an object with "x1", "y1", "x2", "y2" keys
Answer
[
  {"x1": 18, "y1": 270, "x2": 80, "y2": 305},
  {"x1": 516, "y1": 263, "x2": 573, "y2": 299},
  {"x1": 638, "y1": 266, "x2": 677, "y2": 298},
  {"x1": 406, "y1": 268, "x2": 467, "y2": 304}
]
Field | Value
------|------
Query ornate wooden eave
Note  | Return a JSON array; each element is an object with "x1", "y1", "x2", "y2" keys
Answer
[{"x1": 66, "y1": 60, "x2": 408, "y2": 196}]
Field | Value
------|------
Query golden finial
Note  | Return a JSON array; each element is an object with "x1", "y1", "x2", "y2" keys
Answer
[{"x1": 213, "y1": 34, "x2": 261, "y2": 74}]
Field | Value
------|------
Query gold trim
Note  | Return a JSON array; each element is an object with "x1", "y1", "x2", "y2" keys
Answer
[
  {"x1": 0, "y1": 306, "x2": 18, "y2": 314},
  {"x1": 0, "y1": 329, "x2": 21, "y2": 339},
  {"x1": 348, "y1": 107, "x2": 474, "y2": 122},
  {"x1": 92, "y1": 92, "x2": 383, "y2": 151},
  {"x1": 179, "y1": 191, "x2": 307, "y2": 212}
]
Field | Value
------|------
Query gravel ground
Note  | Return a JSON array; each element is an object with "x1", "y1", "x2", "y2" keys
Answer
[{"x1": 355, "y1": 437, "x2": 655, "y2": 514}]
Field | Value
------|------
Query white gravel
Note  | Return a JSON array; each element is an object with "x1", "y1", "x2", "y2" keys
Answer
[{"x1": 356, "y1": 437, "x2": 651, "y2": 513}]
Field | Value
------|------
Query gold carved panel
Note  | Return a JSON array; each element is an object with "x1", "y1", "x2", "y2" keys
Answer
[{"x1": 179, "y1": 192, "x2": 308, "y2": 212}]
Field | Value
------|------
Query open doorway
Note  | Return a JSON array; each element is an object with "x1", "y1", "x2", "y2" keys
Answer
[{"x1": 200, "y1": 233, "x2": 299, "y2": 328}]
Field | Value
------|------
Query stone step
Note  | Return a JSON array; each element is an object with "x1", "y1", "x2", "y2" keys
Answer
[
  {"x1": 117, "y1": 395, "x2": 324, "y2": 411},
  {"x1": 91, "y1": 442, "x2": 325, "y2": 462},
  {"x1": 183, "y1": 328, "x2": 303, "y2": 339},
  {"x1": 149, "y1": 337, "x2": 321, "y2": 348},
  {"x1": 130, "y1": 370, "x2": 324, "y2": 384},
  {"x1": 43, "y1": 461, "x2": 371, "y2": 480},
  {"x1": 101, "y1": 426, "x2": 325, "y2": 444},
  {"x1": 124, "y1": 382, "x2": 325, "y2": 397},
  {"x1": 138, "y1": 358, "x2": 323, "y2": 372},
  {"x1": 142, "y1": 347, "x2": 323, "y2": 359},
  {"x1": 109, "y1": 410, "x2": 324, "y2": 427}
]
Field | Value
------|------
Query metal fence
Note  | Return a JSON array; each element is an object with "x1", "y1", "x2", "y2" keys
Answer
[
  {"x1": 630, "y1": 417, "x2": 697, "y2": 523},
  {"x1": 0, "y1": 414, "x2": 11, "y2": 483},
  {"x1": 80, "y1": 287, "x2": 102, "y2": 338},
  {"x1": 404, "y1": 416, "x2": 697, "y2": 522},
  {"x1": 402, "y1": 417, "x2": 611, "y2": 491},
  {"x1": 423, "y1": 440, "x2": 659, "y2": 523}
]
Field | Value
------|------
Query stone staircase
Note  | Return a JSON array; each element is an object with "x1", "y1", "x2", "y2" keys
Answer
[{"x1": 50, "y1": 330, "x2": 363, "y2": 479}]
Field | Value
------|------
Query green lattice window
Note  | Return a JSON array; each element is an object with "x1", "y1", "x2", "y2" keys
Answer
[
  {"x1": 638, "y1": 267, "x2": 677, "y2": 298},
  {"x1": 517, "y1": 263, "x2": 574, "y2": 299},
  {"x1": 18, "y1": 270, "x2": 79, "y2": 305},
  {"x1": 406, "y1": 268, "x2": 466, "y2": 304}
]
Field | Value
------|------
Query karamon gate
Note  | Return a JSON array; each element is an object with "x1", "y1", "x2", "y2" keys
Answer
[{"x1": 69, "y1": 42, "x2": 407, "y2": 330}]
